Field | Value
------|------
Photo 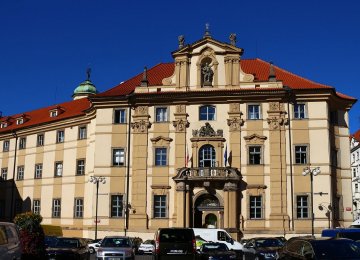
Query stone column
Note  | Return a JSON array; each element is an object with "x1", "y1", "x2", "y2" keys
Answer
[
  {"x1": 227, "y1": 103, "x2": 244, "y2": 168},
  {"x1": 175, "y1": 182, "x2": 186, "y2": 227},
  {"x1": 224, "y1": 182, "x2": 239, "y2": 231}
]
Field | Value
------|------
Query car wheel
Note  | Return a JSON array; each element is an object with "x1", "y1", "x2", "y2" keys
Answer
[
  {"x1": 89, "y1": 247, "x2": 95, "y2": 254},
  {"x1": 254, "y1": 256, "x2": 260, "y2": 260},
  {"x1": 242, "y1": 254, "x2": 246, "y2": 260}
]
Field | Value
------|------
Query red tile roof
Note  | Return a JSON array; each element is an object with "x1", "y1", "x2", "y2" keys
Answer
[{"x1": 352, "y1": 129, "x2": 360, "y2": 142}]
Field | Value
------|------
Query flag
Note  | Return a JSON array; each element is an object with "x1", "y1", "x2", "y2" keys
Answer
[
  {"x1": 185, "y1": 146, "x2": 189, "y2": 167},
  {"x1": 224, "y1": 144, "x2": 228, "y2": 167}
]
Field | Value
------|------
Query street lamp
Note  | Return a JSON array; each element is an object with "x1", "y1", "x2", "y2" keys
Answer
[
  {"x1": 302, "y1": 166, "x2": 321, "y2": 236},
  {"x1": 89, "y1": 176, "x2": 106, "y2": 240}
]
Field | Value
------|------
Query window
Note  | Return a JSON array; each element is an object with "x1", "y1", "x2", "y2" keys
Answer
[
  {"x1": 154, "y1": 195, "x2": 167, "y2": 218},
  {"x1": 16, "y1": 118, "x2": 24, "y2": 125},
  {"x1": 155, "y1": 148, "x2": 167, "y2": 166},
  {"x1": 37, "y1": 134, "x2": 44, "y2": 146},
  {"x1": 74, "y1": 198, "x2": 83, "y2": 218},
  {"x1": 55, "y1": 162, "x2": 63, "y2": 177},
  {"x1": 294, "y1": 103, "x2": 306, "y2": 119},
  {"x1": 249, "y1": 196, "x2": 262, "y2": 219},
  {"x1": 199, "y1": 105, "x2": 215, "y2": 121},
  {"x1": 113, "y1": 148, "x2": 125, "y2": 166},
  {"x1": 355, "y1": 183, "x2": 359, "y2": 193},
  {"x1": 19, "y1": 137, "x2": 26, "y2": 149},
  {"x1": 76, "y1": 159, "x2": 85, "y2": 175},
  {"x1": 297, "y1": 195, "x2": 309, "y2": 218},
  {"x1": 249, "y1": 146, "x2": 261, "y2": 165},
  {"x1": 3, "y1": 140, "x2": 9, "y2": 152},
  {"x1": 248, "y1": 104, "x2": 261, "y2": 120},
  {"x1": 35, "y1": 164, "x2": 43, "y2": 179},
  {"x1": 199, "y1": 145, "x2": 216, "y2": 167},
  {"x1": 295, "y1": 146, "x2": 308, "y2": 164},
  {"x1": 353, "y1": 168, "x2": 357, "y2": 178},
  {"x1": 0, "y1": 122, "x2": 7, "y2": 128},
  {"x1": 78, "y1": 126, "x2": 87, "y2": 140},
  {"x1": 50, "y1": 110, "x2": 58, "y2": 117},
  {"x1": 17, "y1": 166, "x2": 24, "y2": 180},
  {"x1": 1, "y1": 168, "x2": 7, "y2": 181},
  {"x1": 155, "y1": 107, "x2": 168, "y2": 122},
  {"x1": 114, "y1": 109, "x2": 126, "y2": 124},
  {"x1": 52, "y1": 199, "x2": 61, "y2": 218},
  {"x1": 111, "y1": 195, "x2": 123, "y2": 218},
  {"x1": 33, "y1": 200, "x2": 41, "y2": 215},
  {"x1": 56, "y1": 130, "x2": 65, "y2": 143}
]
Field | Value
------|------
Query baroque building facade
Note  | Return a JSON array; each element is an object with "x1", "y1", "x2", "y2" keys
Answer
[
  {"x1": 350, "y1": 130, "x2": 360, "y2": 221},
  {"x1": 0, "y1": 33, "x2": 356, "y2": 239}
]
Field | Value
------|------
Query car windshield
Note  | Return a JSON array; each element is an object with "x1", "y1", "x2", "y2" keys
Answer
[
  {"x1": 202, "y1": 243, "x2": 228, "y2": 252},
  {"x1": 255, "y1": 238, "x2": 283, "y2": 247},
  {"x1": 53, "y1": 238, "x2": 79, "y2": 248},
  {"x1": 159, "y1": 229, "x2": 193, "y2": 243},
  {"x1": 143, "y1": 240, "x2": 153, "y2": 244},
  {"x1": 102, "y1": 237, "x2": 131, "y2": 247},
  {"x1": 313, "y1": 240, "x2": 360, "y2": 259}
]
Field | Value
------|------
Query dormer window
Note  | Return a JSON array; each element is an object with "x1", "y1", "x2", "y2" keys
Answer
[
  {"x1": 50, "y1": 110, "x2": 58, "y2": 117},
  {"x1": 0, "y1": 122, "x2": 7, "y2": 128},
  {"x1": 16, "y1": 118, "x2": 24, "y2": 125}
]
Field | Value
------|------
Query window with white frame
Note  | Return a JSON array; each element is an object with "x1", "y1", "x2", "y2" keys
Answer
[
  {"x1": 199, "y1": 105, "x2": 216, "y2": 121},
  {"x1": 76, "y1": 159, "x2": 85, "y2": 175},
  {"x1": 56, "y1": 130, "x2": 65, "y2": 143},
  {"x1": 155, "y1": 107, "x2": 168, "y2": 122},
  {"x1": 35, "y1": 164, "x2": 42, "y2": 179},
  {"x1": 295, "y1": 146, "x2": 308, "y2": 164},
  {"x1": 1, "y1": 168, "x2": 7, "y2": 181},
  {"x1": 16, "y1": 118, "x2": 24, "y2": 125},
  {"x1": 249, "y1": 195, "x2": 262, "y2": 219},
  {"x1": 294, "y1": 103, "x2": 306, "y2": 119},
  {"x1": 19, "y1": 137, "x2": 26, "y2": 149},
  {"x1": 112, "y1": 148, "x2": 125, "y2": 166},
  {"x1": 111, "y1": 195, "x2": 124, "y2": 217},
  {"x1": 353, "y1": 154, "x2": 356, "y2": 163},
  {"x1": 74, "y1": 198, "x2": 83, "y2": 218},
  {"x1": 248, "y1": 104, "x2": 261, "y2": 120},
  {"x1": 357, "y1": 151, "x2": 359, "y2": 161},
  {"x1": 155, "y1": 148, "x2": 167, "y2": 166},
  {"x1": 355, "y1": 183, "x2": 359, "y2": 193},
  {"x1": 353, "y1": 168, "x2": 357, "y2": 178},
  {"x1": 114, "y1": 109, "x2": 126, "y2": 124},
  {"x1": 154, "y1": 195, "x2": 167, "y2": 218},
  {"x1": 78, "y1": 126, "x2": 87, "y2": 140},
  {"x1": 52, "y1": 199, "x2": 61, "y2": 218},
  {"x1": 0, "y1": 122, "x2": 7, "y2": 128},
  {"x1": 296, "y1": 195, "x2": 309, "y2": 218},
  {"x1": 37, "y1": 134, "x2": 44, "y2": 146},
  {"x1": 248, "y1": 146, "x2": 262, "y2": 165},
  {"x1": 33, "y1": 200, "x2": 41, "y2": 215},
  {"x1": 50, "y1": 110, "x2": 58, "y2": 117},
  {"x1": 17, "y1": 166, "x2": 24, "y2": 180},
  {"x1": 55, "y1": 162, "x2": 63, "y2": 177},
  {"x1": 3, "y1": 140, "x2": 9, "y2": 152}
]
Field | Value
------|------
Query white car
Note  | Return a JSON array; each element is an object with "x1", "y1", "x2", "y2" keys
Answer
[
  {"x1": 88, "y1": 239, "x2": 102, "y2": 254},
  {"x1": 138, "y1": 239, "x2": 155, "y2": 254}
]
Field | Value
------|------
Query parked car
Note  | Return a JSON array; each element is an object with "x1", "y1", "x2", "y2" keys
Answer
[
  {"x1": 46, "y1": 237, "x2": 90, "y2": 260},
  {"x1": 197, "y1": 242, "x2": 237, "y2": 260},
  {"x1": 277, "y1": 236, "x2": 360, "y2": 259},
  {"x1": 87, "y1": 239, "x2": 102, "y2": 254},
  {"x1": 154, "y1": 228, "x2": 197, "y2": 260},
  {"x1": 96, "y1": 236, "x2": 135, "y2": 260},
  {"x1": 242, "y1": 237, "x2": 284, "y2": 260},
  {"x1": 0, "y1": 222, "x2": 21, "y2": 260},
  {"x1": 138, "y1": 239, "x2": 155, "y2": 254},
  {"x1": 322, "y1": 228, "x2": 360, "y2": 241}
]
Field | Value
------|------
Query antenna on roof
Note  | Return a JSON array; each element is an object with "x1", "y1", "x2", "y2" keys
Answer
[
  {"x1": 86, "y1": 68, "x2": 91, "y2": 80},
  {"x1": 203, "y1": 23, "x2": 211, "y2": 38}
]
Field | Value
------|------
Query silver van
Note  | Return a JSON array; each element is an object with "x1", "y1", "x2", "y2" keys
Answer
[{"x1": 0, "y1": 222, "x2": 21, "y2": 260}]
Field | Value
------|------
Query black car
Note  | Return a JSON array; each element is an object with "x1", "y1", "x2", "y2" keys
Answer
[
  {"x1": 46, "y1": 237, "x2": 90, "y2": 260},
  {"x1": 277, "y1": 236, "x2": 360, "y2": 259},
  {"x1": 197, "y1": 242, "x2": 237, "y2": 260},
  {"x1": 242, "y1": 237, "x2": 284, "y2": 260}
]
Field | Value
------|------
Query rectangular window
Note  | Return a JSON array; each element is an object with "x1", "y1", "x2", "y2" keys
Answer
[
  {"x1": 249, "y1": 146, "x2": 261, "y2": 165},
  {"x1": 52, "y1": 199, "x2": 61, "y2": 218},
  {"x1": 114, "y1": 109, "x2": 126, "y2": 124},
  {"x1": 294, "y1": 103, "x2": 306, "y2": 119},
  {"x1": 76, "y1": 159, "x2": 85, "y2": 175},
  {"x1": 56, "y1": 130, "x2": 65, "y2": 143},
  {"x1": 154, "y1": 195, "x2": 167, "y2": 218},
  {"x1": 37, "y1": 134, "x2": 44, "y2": 146},
  {"x1": 111, "y1": 195, "x2": 123, "y2": 218},
  {"x1": 50, "y1": 110, "x2": 58, "y2": 117},
  {"x1": 248, "y1": 105, "x2": 260, "y2": 120},
  {"x1": 19, "y1": 137, "x2": 26, "y2": 149},
  {"x1": 297, "y1": 195, "x2": 309, "y2": 218},
  {"x1": 78, "y1": 126, "x2": 87, "y2": 140},
  {"x1": 55, "y1": 162, "x2": 63, "y2": 177},
  {"x1": 1, "y1": 168, "x2": 7, "y2": 181},
  {"x1": 34, "y1": 164, "x2": 43, "y2": 179},
  {"x1": 113, "y1": 148, "x2": 125, "y2": 166},
  {"x1": 295, "y1": 146, "x2": 308, "y2": 164},
  {"x1": 3, "y1": 140, "x2": 9, "y2": 152},
  {"x1": 74, "y1": 198, "x2": 83, "y2": 218},
  {"x1": 199, "y1": 105, "x2": 216, "y2": 121},
  {"x1": 155, "y1": 107, "x2": 168, "y2": 122},
  {"x1": 17, "y1": 166, "x2": 24, "y2": 180},
  {"x1": 249, "y1": 196, "x2": 262, "y2": 219},
  {"x1": 33, "y1": 200, "x2": 41, "y2": 215},
  {"x1": 353, "y1": 168, "x2": 357, "y2": 178},
  {"x1": 355, "y1": 183, "x2": 359, "y2": 193},
  {"x1": 155, "y1": 148, "x2": 167, "y2": 166}
]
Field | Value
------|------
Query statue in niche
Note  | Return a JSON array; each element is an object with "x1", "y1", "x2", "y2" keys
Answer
[{"x1": 202, "y1": 62, "x2": 214, "y2": 86}]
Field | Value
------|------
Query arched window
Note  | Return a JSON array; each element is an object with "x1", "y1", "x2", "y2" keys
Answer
[
  {"x1": 199, "y1": 105, "x2": 216, "y2": 121},
  {"x1": 199, "y1": 145, "x2": 216, "y2": 167}
]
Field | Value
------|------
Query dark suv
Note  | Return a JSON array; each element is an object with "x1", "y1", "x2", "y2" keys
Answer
[{"x1": 154, "y1": 228, "x2": 197, "y2": 260}]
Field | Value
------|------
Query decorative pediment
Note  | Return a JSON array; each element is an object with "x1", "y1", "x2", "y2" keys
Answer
[
  {"x1": 192, "y1": 122, "x2": 223, "y2": 138},
  {"x1": 150, "y1": 136, "x2": 173, "y2": 145},
  {"x1": 243, "y1": 133, "x2": 267, "y2": 144}
]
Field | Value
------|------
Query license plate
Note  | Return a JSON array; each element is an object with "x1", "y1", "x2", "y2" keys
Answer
[
  {"x1": 168, "y1": 249, "x2": 184, "y2": 254},
  {"x1": 108, "y1": 258, "x2": 121, "y2": 260}
]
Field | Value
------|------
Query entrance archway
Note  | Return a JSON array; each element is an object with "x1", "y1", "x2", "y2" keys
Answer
[{"x1": 194, "y1": 193, "x2": 223, "y2": 228}]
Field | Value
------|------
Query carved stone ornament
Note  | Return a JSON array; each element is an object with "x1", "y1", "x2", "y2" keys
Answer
[
  {"x1": 267, "y1": 117, "x2": 283, "y2": 130},
  {"x1": 176, "y1": 105, "x2": 186, "y2": 114},
  {"x1": 269, "y1": 102, "x2": 280, "y2": 111},
  {"x1": 243, "y1": 133, "x2": 267, "y2": 144},
  {"x1": 173, "y1": 119, "x2": 189, "y2": 132},
  {"x1": 227, "y1": 117, "x2": 244, "y2": 131},
  {"x1": 134, "y1": 106, "x2": 148, "y2": 116},
  {"x1": 192, "y1": 122, "x2": 223, "y2": 137},
  {"x1": 230, "y1": 103, "x2": 240, "y2": 113},
  {"x1": 131, "y1": 120, "x2": 151, "y2": 133}
]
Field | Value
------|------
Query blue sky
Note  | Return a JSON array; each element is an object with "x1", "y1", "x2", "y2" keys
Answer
[{"x1": 1, "y1": 0, "x2": 359, "y2": 132}]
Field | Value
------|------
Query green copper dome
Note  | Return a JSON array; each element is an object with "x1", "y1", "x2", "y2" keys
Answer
[{"x1": 73, "y1": 79, "x2": 97, "y2": 95}]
